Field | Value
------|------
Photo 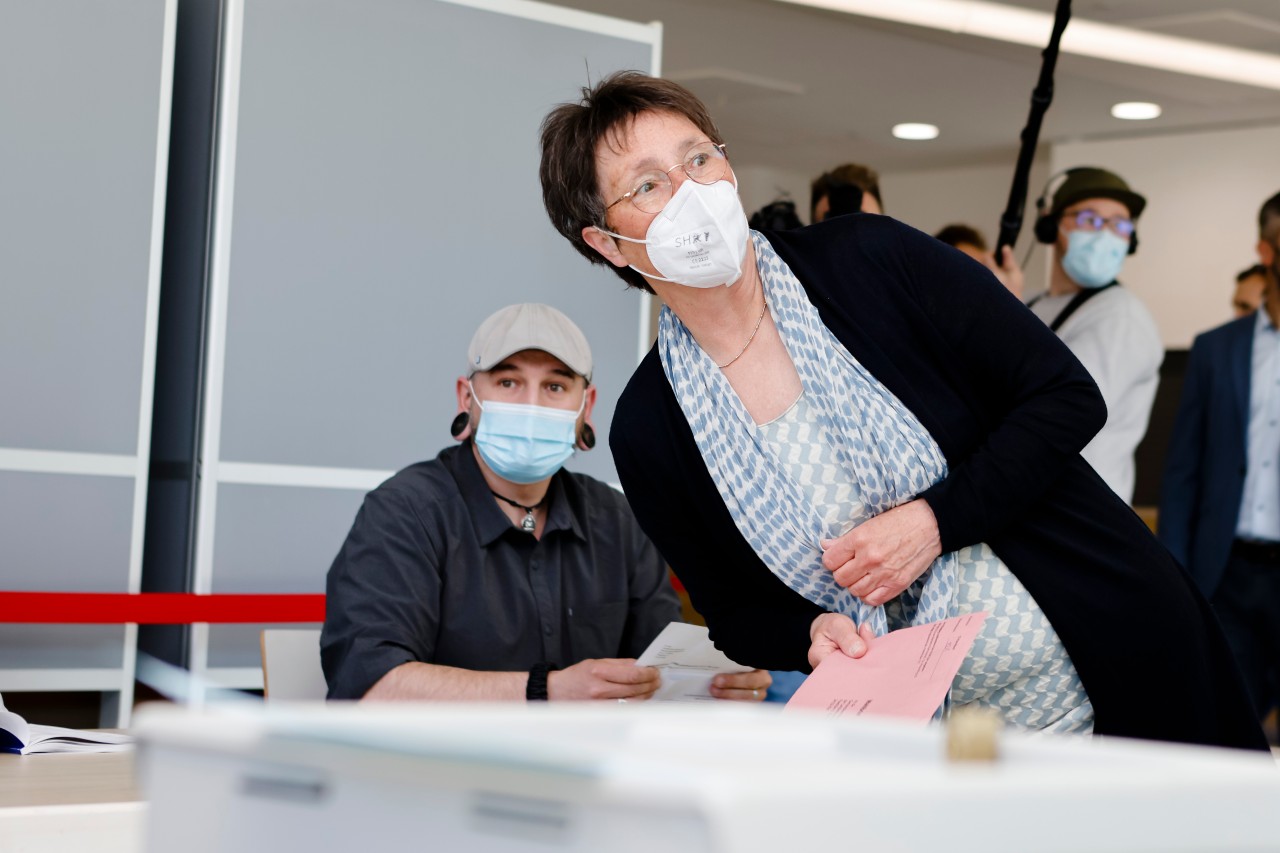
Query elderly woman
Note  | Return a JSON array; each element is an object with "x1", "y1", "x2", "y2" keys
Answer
[{"x1": 539, "y1": 72, "x2": 1264, "y2": 749}]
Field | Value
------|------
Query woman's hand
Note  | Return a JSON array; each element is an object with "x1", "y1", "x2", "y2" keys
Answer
[
  {"x1": 710, "y1": 669, "x2": 772, "y2": 702},
  {"x1": 821, "y1": 499, "x2": 942, "y2": 606},
  {"x1": 808, "y1": 613, "x2": 876, "y2": 669}
]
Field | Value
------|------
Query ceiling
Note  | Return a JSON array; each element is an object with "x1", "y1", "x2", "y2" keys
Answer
[{"x1": 550, "y1": 0, "x2": 1280, "y2": 174}]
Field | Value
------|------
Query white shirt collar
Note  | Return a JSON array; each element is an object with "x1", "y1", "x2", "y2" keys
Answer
[{"x1": 1255, "y1": 306, "x2": 1278, "y2": 335}]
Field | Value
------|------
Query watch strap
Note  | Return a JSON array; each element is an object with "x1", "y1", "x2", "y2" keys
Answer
[{"x1": 526, "y1": 661, "x2": 555, "y2": 701}]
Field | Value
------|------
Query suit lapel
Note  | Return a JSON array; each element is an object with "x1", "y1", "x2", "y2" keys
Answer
[{"x1": 1228, "y1": 316, "x2": 1254, "y2": 427}]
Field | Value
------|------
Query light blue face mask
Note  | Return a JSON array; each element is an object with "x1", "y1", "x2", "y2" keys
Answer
[
  {"x1": 1062, "y1": 229, "x2": 1128, "y2": 289},
  {"x1": 472, "y1": 392, "x2": 582, "y2": 485}
]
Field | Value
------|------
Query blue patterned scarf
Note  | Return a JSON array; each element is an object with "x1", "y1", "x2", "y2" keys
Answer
[{"x1": 658, "y1": 232, "x2": 957, "y2": 635}]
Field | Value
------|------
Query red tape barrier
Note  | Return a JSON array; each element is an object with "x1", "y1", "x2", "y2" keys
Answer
[
  {"x1": 1, "y1": 575, "x2": 686, "y2": 623},
  {"x1": 0, "y1": 592, "x2": 326, "y2": 624}
]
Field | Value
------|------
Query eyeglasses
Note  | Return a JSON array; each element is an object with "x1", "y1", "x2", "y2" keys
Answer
[
  {"x1": 605, "y1": 142, "x2": 729, "y2": 215},
  {"x1": 1062, "y1": 208, "x2": 1135, "y2": 238}
]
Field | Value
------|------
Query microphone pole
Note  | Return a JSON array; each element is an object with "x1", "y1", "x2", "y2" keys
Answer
[{"x1": 994, "y1": 0, "x2": 1072, "y2": 261}]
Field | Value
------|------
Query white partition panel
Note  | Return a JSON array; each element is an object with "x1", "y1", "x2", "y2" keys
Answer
[
  {"x1": 0, "y1": 0, "x2": 176, "y2": 725},
  {"x1": 192, "y1": 0, "x2": 661, "y2": 690}
]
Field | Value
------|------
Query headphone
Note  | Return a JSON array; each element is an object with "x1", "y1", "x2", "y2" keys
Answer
[{"x1": 1033, "y1": 167, "x2": 1139, "y2": 255}]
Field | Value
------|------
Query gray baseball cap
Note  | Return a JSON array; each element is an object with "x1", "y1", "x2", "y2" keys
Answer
[{"x1": 466, "y1": 303, "x2": 593, "y2": 382}]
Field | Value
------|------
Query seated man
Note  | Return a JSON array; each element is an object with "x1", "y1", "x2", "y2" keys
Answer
[{"x1": 321, "y1": 303, "x2": 770, "y2": 702}]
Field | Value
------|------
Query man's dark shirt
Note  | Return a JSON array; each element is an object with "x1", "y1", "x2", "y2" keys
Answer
[{"x1": 321, "y1": 442, "x2": 680, "y2": 699}]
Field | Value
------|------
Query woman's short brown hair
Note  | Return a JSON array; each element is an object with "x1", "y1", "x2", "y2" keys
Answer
[{"x1": 539, "y1": 71, "x2": 723, "y2": 294}]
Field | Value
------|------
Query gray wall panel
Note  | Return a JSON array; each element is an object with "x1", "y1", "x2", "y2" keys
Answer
[
  {"x1": 205, "y1": 481, "x2": 361, "y2": 668},
  {"x1": 0, "y1": 471, "x2": 134, "y2": 589},
  {"x1": 0, "y1": 0, "x2": 168, "y2": 454},
  {"x1": 197, "y1": 0, "x2": 656, "y2": 681},
  {"x1": 0, "y1": 627, "x2": 127, "y2": 669},
  {"x1": 217, "y1": 0, "x2": 651, "y2": 483},
  {"x1": 209, "y1": 482, "x2": 366, "y2": 593},
  {"x1": 208, "y1": 622, "x2": 321, "y2": 669}
]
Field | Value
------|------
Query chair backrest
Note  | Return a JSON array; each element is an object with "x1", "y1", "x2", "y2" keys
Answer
[{"x1": 260, "y1": 629, "x2": 327, "y2": 702}]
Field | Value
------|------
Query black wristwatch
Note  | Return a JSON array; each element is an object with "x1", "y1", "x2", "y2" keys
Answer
[{"x1": 526, "y1": 662, "x2": 555, "y2": 701}]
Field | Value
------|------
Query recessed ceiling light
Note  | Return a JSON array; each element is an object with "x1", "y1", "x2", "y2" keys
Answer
[
  {"x1": 892, "y1": 122, "x2": 939, "y2": 140},
  {"x1": 1111, "y1": 101, "x2": 1162, "y2": 120}
]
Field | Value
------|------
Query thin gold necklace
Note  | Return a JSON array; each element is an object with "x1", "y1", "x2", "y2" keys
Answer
[{"x1": 715, "y1": 292, "x2": 769, "y2": 369}]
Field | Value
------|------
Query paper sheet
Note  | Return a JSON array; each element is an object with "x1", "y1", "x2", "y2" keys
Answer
[
  {"x1": 785, "y1": 612, "x2": 988, "y2": 723},
  {"x1": 635, "y1": 622, "x2": 752, "y2": 702}
]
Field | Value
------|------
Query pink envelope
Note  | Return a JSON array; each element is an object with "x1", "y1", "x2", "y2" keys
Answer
[{"x1": 785, "y1": 612, "x2": 988, "y2": 723}]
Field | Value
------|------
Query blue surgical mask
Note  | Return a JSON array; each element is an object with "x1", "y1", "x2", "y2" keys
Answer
[
  {"x1": 1062, "y1": 229, "x2": 1128, "y2": 289},
  {"x1": 472, "y1": 391, "x2": 582, "y2": 484}
]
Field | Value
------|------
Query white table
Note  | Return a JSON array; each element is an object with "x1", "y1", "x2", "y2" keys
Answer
[
  {"x1": 136, "y1": 703, "x2": 1280, "y2": 853},
  {"x1": 0, "y1": 750, "x2": 144, "y2": 853}
]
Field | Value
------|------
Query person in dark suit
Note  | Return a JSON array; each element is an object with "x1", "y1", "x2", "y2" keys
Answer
[{"x1": 1159, "y1": 190, "x2": 1280, "y2": 718}]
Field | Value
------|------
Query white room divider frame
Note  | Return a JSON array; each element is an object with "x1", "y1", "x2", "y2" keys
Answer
[
  {"x1": 0, "y1": 0, "x2": 176, "y2": 727},
  {"x1": 187, "y1": 0, "x2": 661, "y2": 697}
]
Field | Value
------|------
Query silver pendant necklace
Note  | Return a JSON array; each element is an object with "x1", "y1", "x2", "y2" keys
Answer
[{"x1": 490, "y1": 490, "x2": 547, "y2": 533}]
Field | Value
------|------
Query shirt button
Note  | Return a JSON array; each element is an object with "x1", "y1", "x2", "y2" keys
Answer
[{"x1": 543, "y1": 625, "x2": 552, "y2": 636}]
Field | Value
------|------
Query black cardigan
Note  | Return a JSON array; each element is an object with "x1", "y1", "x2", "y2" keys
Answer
[{"x1": 611, "y1": 214, "x2": 1266, "y2": 750}]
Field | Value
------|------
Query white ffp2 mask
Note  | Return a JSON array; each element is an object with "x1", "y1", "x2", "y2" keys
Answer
[{"x1": 597, "y1": 179, "x2": 750, "y2": 289}]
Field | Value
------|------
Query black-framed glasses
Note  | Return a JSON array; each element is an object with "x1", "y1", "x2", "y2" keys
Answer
[
  {"x1": 605, "y1": 142, "x2": 729, "y2": 215},
  {"x1": 1063, "y1": 208, "x2": 1135, "y2": 238}
]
